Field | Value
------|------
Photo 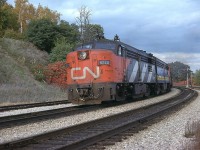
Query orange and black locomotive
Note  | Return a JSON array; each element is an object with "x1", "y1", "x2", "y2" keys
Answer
[{"x1": 66, "y1": 38, "x2": 172, "y2": 105}]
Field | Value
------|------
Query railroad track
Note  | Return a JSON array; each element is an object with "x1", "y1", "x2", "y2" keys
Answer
[
  {"x1": 0, "y1": 88, "x2": 197, "y2": 150},
  {"x1": 0, "y1": 100, "x2": 70, "y2": 112},
  {"x1": 0, "y1": 105, "x2": 99, "y2": 129},
  {"x1": 0, "y1": 95, "x2": 159, "y2": 129},
  {"x1": 0, "y1": 100, "x2": 131, "y2": 129}
]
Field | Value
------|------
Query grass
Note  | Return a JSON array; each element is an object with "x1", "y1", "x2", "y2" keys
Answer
[
  {"x1": 0, "y1": 38, "x2": 68, "y2": 106},
  {"x1": 184, "y1": 121, "x2": 200, "y2": 149},
  {"x1": 0, "y1": 83, "x2": 68, "y2": 106},
  {"x1": 185, "y1": 121, "x2": 198, "y2": 138},
  {"x1": 0, "y1": 38, "x2": 49, "y2": 66}
]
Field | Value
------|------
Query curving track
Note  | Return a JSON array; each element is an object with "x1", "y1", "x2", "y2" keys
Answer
[
  {"x1": 0, "y1": 88, "x2": 197, "y2": 150},
  {"x1": 0, "y1": 100, "x2": 69, "y2": 112},
  {"x1": 0, "y1": 100, "x2": 130, "y2": 129},
  {"x1": 0, "y1": 105, "x2": 99, "y2": 129}
]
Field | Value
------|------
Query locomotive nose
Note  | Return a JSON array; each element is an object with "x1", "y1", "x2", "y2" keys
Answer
[{"x1": 68, "y1": 50, "x2": 100, "y2": 83}]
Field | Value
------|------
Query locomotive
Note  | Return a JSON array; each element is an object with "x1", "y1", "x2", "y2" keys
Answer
[{"x1": 66, "y1": 37, "x2": 172, "y2": 105}]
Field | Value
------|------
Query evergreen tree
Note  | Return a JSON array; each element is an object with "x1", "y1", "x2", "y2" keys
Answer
[
  {"x1": 26, "y1": 19, "x2": 79, "y2": 53},
  {"x1": 56, "y1": 20, "x2": 79, "y2": 44},
  {"x1": 168, "y1": 61, "x2": 190, "y2": 82},
  {"x1": 194, "y1": 70, "x2": 200, "y2": 85},
  {"x1": 26, "y1": 18, "x2": 57, "y2": 53},
  {"x1": 49, "y1": 37, "x2": 73, "y2": 62}
]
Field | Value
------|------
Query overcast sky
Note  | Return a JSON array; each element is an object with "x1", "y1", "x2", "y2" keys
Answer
[{"x1": 8, "y1": 0, "x2": 200, "y2": 71}]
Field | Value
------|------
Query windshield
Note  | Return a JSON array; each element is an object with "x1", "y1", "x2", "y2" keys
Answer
[
  {"x1": 75, "y1": 41, "x2": 117, "y2": 51},
  {"x1": 76, "y1": 44, "x2": 93, "y2": 50},
  {"x1": 95, "y1": 42, "x2": 116, "y2": 50}
]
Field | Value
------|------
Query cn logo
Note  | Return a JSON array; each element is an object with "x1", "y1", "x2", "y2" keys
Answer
[{"x1": 71, "y1": 66, "x2": 100, "y2": 80}]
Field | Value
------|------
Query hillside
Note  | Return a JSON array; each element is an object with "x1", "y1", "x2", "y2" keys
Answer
[{"x1": 0, "y1": 38, "x2": 67, "y2": 106}]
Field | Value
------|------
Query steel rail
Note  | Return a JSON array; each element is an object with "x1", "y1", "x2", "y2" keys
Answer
[
  {"x1": 0, "y1": 93, "x2": 166, "y2": 129},
  {"x1": 0, "y1": 105, "x2": 97, "y2": 129},
  {"x1": 0, "y1": 100, "x2": 69, "y2": 112},
  {"x1": 0, "y1": 88, "x2": 197, "y2": 150}
]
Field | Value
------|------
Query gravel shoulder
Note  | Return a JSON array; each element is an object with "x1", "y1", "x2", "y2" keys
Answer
[
  {"x1": 0, "y1": 103, "x2": 77, "y2": 117},
  {"x1": 106, "y1": 89, "x2": 200, "y2": 150},
  {"x1": 0, "y1": 88, "x2": 179, "y2": 144}
]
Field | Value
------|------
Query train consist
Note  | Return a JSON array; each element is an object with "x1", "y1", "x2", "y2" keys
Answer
[{"x1": 66, "y1": 37, "x2": 172, "y2": 105}]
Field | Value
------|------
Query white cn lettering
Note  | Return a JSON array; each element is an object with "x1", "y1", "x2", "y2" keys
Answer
[{"x1": 71, "y1": 66, "x2": 100, "y2": 80}]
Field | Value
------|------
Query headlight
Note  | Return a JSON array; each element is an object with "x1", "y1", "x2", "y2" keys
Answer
[{"x1": 78, "y1": 51, "x2": 87, "y2": 60}]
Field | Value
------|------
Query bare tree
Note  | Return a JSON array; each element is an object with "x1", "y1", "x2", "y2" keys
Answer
[{"x1": 76, "y1": 5, "x2": 92, "y2": 43}]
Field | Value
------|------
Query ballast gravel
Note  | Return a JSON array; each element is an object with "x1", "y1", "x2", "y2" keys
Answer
[
  {"x1": 106, "y1": 89, "x2": 200, "y2": 150},
  {"x1": 0, "y1": 88, "x2": 180, "y2": 144},
  {"x1": 0, "y1": 103, "x2": 77, "y2": 117}
]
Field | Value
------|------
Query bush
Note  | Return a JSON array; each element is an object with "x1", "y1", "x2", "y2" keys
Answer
[
  {"x1": 44, "y1": 61, "x2": 67, "y2": 88},
  {"x1": 49, "y1": 37, "x2": 73, "y2": 63},
  {"x1": 0, "y1": 31, "x2": 4, "y2": 37},
  {"x1": 26, "y1": 19, "x2": 57, "y2": 53},
  {"x1": 32, "y1": 62, "x2": 67, "y2": 88},
  {"x1": 32, "y1": 64, "x2": 46, "y2": 82},
  {"x1": 4, "y1": 29, "x2": 25, "y2": 40},
  {"x1": 194, "y1": 70, "x2": 200, "y2": 85}
]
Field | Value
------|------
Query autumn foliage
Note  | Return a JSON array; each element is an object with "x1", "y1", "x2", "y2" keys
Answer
[
  {"x1": 44, "y1": 61, "x2": 67, "y2": 88},
  {"x1": 33, "y1": 61, "x2": 67, "y2": 88}
]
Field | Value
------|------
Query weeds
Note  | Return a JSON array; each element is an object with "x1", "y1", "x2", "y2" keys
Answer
[
  {"x1": 185, "y1": 121, "x2": 198, "y2": 138},
  {"x1": 0, "y1": 38, "x2": 67, "y2": 106},
  {"x1": 0, "y1": 83, "x2": 67, "y2": 106},
  {"x1": 32, "y1": 64, "x2": 46, "y2": 82},
  {"x1": 184, "y1": 121, "x2": 200, "y2": 149},
  {"x1": 0, "y1": 38, "x2": 49, "y2": 67}
]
